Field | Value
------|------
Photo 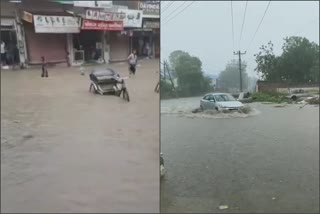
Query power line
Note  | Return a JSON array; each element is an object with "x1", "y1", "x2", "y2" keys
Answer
[
  {"x1": 231, "y1": 1, "x2": 235, "y2": 53},
  {"x1": 161, "y1": 1, "x2": 175, "y2": 14},
  {"x1": 163, "y1": 1, "x2": 195, "y2": 25},
  {"x1": 234, "y1": 50, "x2": 247, "y2": 92},
  {"x1": 163, "y1": 1, "x2": 188, "y2": 22},
  {"x1": 239, "y1": 1, "x2": 248, "y2": 49},
  {"x1": 246, "y1": 1, "x2": 271, "y2": 51}
]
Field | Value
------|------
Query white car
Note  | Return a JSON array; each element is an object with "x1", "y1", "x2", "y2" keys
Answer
[{"x1": 200, "y1": 93, "x2": 244, "y2": 111}]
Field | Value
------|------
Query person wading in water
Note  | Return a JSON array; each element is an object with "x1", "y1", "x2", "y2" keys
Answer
[
  {"x1": 41, "y1": 56, "x2": 48, "y2": 77},
  {"x1": 127, "y1": 50, "x2": 137, "y2": 77}
]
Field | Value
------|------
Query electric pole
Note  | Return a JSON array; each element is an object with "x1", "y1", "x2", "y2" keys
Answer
[{"x1": 234, "y1": 50, "x2": 246, "y2": 92}]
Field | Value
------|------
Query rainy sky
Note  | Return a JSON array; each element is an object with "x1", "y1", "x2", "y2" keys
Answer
[{"x1": 160, "y1": 1, "x2": 319, "y2": 77}]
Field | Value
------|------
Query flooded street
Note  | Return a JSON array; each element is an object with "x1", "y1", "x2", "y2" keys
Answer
[
  {"x1": 1, "y1": 60, "x2": 159, "y2": 213},
  {"x1": 161, "y1": 98, "x2": 319, "y2": 213}
]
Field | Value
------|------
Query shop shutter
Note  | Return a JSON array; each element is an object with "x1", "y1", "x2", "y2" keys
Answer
[
  {"x1": 109, "y1": 32, "x2": 129, "y2": 62},
  {"x1": 24, "y1": 23, "x2": 67, "y2": 64}
]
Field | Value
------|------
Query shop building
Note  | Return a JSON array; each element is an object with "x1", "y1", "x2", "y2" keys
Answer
[
  {"x1": 2, "y1": 0, "x2": 158, "y2": 67},
  {"x1": 14, "y1": 0, "x2": 76, "y2": 65},
  {"x1": 137, "y1": 0, "x2": 160, "y2": 58},
  {"x1": 0, "y1": 0, "x2": 26, "y2": 67}
]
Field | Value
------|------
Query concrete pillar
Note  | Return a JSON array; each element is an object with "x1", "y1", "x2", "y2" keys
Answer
[
  {"x1": 14, "y1": 8, "x2": 27, "y2": 68},
  {"x1": 66, "y1": 33, "x2": 74, "y2": 66},
  {"x1": 103, "y1": 31, "x2": 110, "y2": 63}
]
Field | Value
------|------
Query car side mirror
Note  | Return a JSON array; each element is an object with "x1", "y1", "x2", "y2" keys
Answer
[{"x1": 210, "y1": 99, "x2": 215, "y2": 102}]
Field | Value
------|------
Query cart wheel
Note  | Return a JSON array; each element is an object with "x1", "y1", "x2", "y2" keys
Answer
[
  {"x1": 122, "y1": 88, "x2": 130, "y2": 102},
  {"x1": 90, "y1": 84, "x2": 98, "y2": 94},
  {"x1": 115, "y1": 90, "x2": 121, "y2": 97}
]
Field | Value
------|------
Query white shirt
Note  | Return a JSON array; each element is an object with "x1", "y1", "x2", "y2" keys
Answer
[
  {"x1": 1, "y1": 42, "x2": 5, "y2": 54},
  {"x1": 128, "y1": 53, "x2": 137, "y2": 65}
]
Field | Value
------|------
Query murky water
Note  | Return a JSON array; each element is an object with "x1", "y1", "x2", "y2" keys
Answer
[
  {"x1": 161, "y1": 97, "x2": 319, "y2": 213},
  {"x1": 161, "y1": 97, "x2": 260, "y2": 119},
  {"x1": 1, "y1": 60, "x2": 160, "y2": 213}
]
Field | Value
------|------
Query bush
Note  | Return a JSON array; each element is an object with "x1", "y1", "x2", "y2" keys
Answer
[{"x1": 160, "y1": 80, "x2": 176, "y2": 99}]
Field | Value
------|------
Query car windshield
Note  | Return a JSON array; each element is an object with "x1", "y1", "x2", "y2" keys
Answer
[{"x1": 214, "y1": 94, "x2": 236, "y2": 102}]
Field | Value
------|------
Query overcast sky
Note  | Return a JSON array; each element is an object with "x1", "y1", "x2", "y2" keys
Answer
[{"x1": 160, "y1": 1, "x2": 319, "y2": 77}]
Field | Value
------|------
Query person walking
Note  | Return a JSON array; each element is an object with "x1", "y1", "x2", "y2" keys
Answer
[
  {"x1": 138, "y1": 38, "x2": 144, "y2": 56},
  {"x1": 41, "y1": 56, "x2": 48, "y2": 77},
  {"x1": 145, "y1": 42, "x2": 151, "y2": 59},
  {"x1": 127, "y1": 50, "x2": 137, "y2": 76},
  {"x1": 1, "y1": 40, "x2": 6, "y2": 67},
  {"x1": 6, "y1": 42, "x2": 15, "y2": 68}
]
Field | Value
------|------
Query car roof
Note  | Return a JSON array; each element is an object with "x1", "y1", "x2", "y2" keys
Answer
[{"x1": 204, "y1": 93, "x2": 230, "y2": 96}]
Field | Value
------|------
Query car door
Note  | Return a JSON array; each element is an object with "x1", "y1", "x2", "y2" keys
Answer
[
  {"x1": 207, "y1": 95, "x2": 216, "y2": 109},
  {"x1": 201, "y1": 95, "x2": 210, "y2": 109}
]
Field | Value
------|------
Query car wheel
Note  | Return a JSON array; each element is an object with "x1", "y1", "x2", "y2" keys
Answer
[{"x1": 215, "y1": 107, "x2": 219, "y2": 111}]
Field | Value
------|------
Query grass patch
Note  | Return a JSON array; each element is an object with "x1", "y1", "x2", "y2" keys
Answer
[{"x1": 251, "y1": 92, "x2": 288, "y2": 103}]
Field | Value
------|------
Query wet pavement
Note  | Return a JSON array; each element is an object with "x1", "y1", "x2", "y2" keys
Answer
[
  {"x1": 1, "y1": 60, "x2": 159, "y2": 213},
  {"x1": 161, "y1": 98, "x2": 319, "y2": 213}
]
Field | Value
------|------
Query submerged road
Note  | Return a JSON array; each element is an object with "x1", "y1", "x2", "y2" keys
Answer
[
  {"x1": 161, "y1": 100, "x2": 319, "y2": 213},
  {"x1": 1, "y1": 60, "x2": 159, "y2": 213}
]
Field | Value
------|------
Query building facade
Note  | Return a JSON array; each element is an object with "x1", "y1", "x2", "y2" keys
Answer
[{"x1": 0, "y1": 0, "x2": 160, "y2": 68}]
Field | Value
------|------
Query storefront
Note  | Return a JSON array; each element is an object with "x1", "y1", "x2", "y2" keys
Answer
[
  {"x1": 23, "y1": 13, "x2": 80, "y2": 64},
  {"x1": 116, "y1": 8, "x2": 144, "y2": 58},
  {"x1": 138, "y1": 1, "x2": 160, "y2": 58},
  {"x1": 142, "y1": 20, "x2": 159, "y2": 58},
  {"x1": 80, "y1": 18, "x2": 124, "y2": 63},
  {"x1": 80, "y1": 9, "x2": 130, "y2": 63},
  {"x1": 1, "y1": 18, "x2": 20, "y2": 66}
]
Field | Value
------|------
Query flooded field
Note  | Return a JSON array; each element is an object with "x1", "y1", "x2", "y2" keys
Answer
[
  {"x1": 161, "y1": 97, "x2": 319, "y2": 213},
  {"x1": 1, "y1": 60, "x2": 159, "y2": 213}
]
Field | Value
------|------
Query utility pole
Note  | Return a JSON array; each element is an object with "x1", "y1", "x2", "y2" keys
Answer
[{"x1": 233, "y1": 50, "x2": 246, "y2": 92}]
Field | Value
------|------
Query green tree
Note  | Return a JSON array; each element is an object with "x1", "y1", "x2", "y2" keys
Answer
[
  {"x1": 166, "y1": 50, "x2": 211, "y2": 97},
  {"x1": 254, "y1": 41, "x2": 283, "y2": 81},
  {"x1": 218, "y1": 59, "x2": 249, "y2": 91},
  {"x1": 254, "y1": 37, "x2": 319, "y2": 83},
  {"x1": 160, "y1": 79, "x2": 175, "y2": 99},
  {"x1": 280, "y1": 36, "x2": 319, "y2": 83},
  {"x1": 169, "y1": 50, "x2": 190, "y2": 70}
]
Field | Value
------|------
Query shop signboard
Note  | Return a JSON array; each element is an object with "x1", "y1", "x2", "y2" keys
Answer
[
  {"x1": 117, "y1": 9, "x2": 143, "y2": 28},
  {"x1": 33, "y1": 15, "x2": 81, "y2": 33},
  {"x1": 22, "y1": 11, "x2": 33, "y2": 23},
  {"x1": 85, "y1": 9, "x2": 125, "y2": 22},
  {"x1": 143, "y1": 21, "x2": 159, "y2": 29},
  {"x1": 139, "y1": 0, "x2": 159, "y2": 18},
  {"x1": 73, "y1": 1, "x2": 112, "y2": 8},
  {"x1": 81, "y1": 19, "x2": 123, "y2": 31}
]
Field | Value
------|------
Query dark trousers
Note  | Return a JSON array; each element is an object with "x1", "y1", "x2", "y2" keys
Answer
[
  {"x1": 41, "y1": 66, "x2": 48, "y2": 77},
  {"x1": 129, "y1": 64, "x2": 136, "y2": 75},
  {"x1": 1, "y1": 53, "x2": 6, "y2": 65}
]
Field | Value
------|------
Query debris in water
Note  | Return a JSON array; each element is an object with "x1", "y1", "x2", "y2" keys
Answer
[
  {"x1": 160, "y1": 165, "x2": 165, "y2": 177},
  {"x1": 219, "y1": 205, "x2": 229, "y2": 210},
  {"x1": 13, "y1": 120, "x2": 20, "y2": 123},
  {"x1": 272, "y1": 197, "x2": 276, "y2": 200},
  {"x1": 274, "y1": 104, "x2": 287, "y2": 108},
  {"x1": 80, "y1": 66, "x2": 85, "y2": 75},
  {"x1": 22, "y1": 134, "x2": 34, "y2": 140}
]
